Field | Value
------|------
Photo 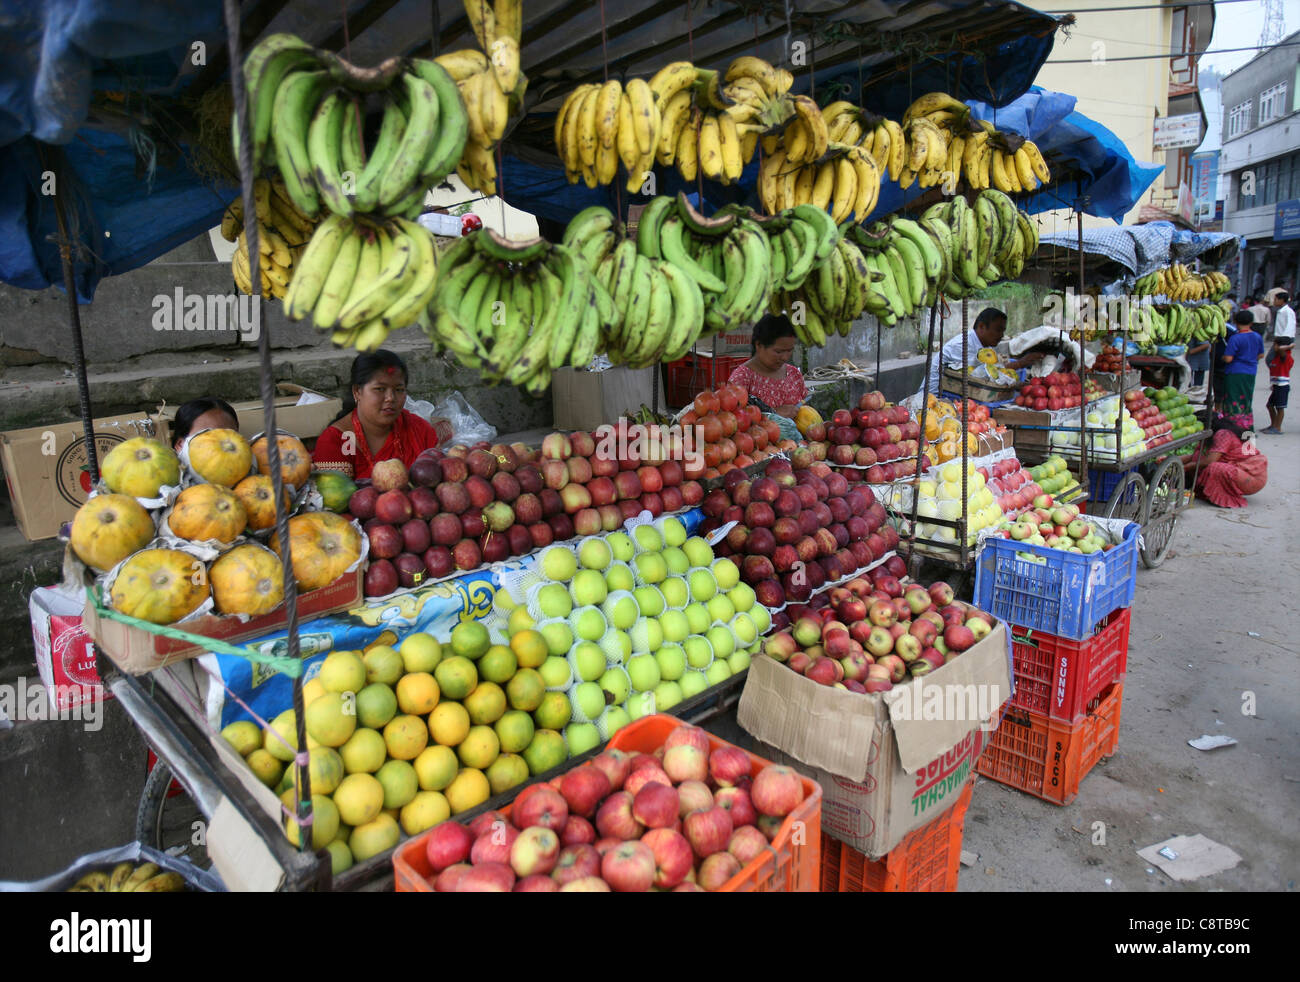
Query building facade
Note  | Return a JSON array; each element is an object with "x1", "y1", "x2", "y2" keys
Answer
[{"x1": 1220, "y1": 28, "x2": 1300, "y2": 297}]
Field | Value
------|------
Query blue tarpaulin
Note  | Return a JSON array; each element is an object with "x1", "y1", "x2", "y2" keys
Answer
[{"x1": 1039, "y1": 221, "x2": 1243, "y2": 277}]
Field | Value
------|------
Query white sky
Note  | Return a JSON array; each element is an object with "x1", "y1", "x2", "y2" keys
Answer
[{"x1": 1201, "y1": 0, "x2": 1299, "y2": 75}]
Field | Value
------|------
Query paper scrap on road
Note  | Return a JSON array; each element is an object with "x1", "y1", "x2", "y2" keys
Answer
[
  {"x1": 960, "y1": 850, "x2": 978, "y2": 867},
  {"x1": 1189, "y1": 734, "x2": 1238, "y2": 751},
  {"x1": 1138, "y1": 834, "x2": 1242, "y2": 881}
]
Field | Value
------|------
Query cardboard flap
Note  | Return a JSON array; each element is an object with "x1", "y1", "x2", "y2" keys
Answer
[
  {"x1": 207, "y1": 796, "x2": 285, "y2": 892},
  {"x1": 884, "y1": 624, "x2": 1010, "y2": 773},
  {"x1": 738, "y1": 653, "x2": 884, "y2": 783}
]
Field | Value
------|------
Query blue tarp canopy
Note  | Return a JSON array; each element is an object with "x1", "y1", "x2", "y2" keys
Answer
[
  {"x1": 1, "y1": 0, "x2": 1068, "y2": 299},
  {"x1": 1039, "y1": 222, "x2": 1243, "y2": 278}
]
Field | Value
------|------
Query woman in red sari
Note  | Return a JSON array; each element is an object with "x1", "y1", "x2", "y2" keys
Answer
[
  {"x1": 312, "y1": 351, "x2": 442, "y2": 480},
  {"x1": 1184, "y1": 418, "x2": 1268, "y2": 508}
]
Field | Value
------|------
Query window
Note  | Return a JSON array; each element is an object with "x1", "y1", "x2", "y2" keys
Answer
[
  {"x1": 1228, "y1": 101, "x2": 1252, "y2": 137},
  {"x1": 1238, "y1": 152, "x2": 1300, "y2": 209},
  {"x1": 1259, "y1": 83, "x2": 1288, "y2": 124}
]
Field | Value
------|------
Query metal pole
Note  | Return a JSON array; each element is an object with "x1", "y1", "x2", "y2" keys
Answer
[
  {"x1": 908, "y1": 304, "x2": 940, "y2": 578},
  {"x1": 960, "y1": 297, "x2": 968, "y2": 567},
  {"x1": 1077, "y1": 210, "x2": 1089, "y2": 495}
]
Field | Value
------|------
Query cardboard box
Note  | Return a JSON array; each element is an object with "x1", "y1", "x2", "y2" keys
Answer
[
  {"x1": 83, "y1": 565, "x2": 364, "y2": 676},
  {"x1": 29, "y1": 584, "x2": 110, "y2": 712},
  {"x1": 1, "y1": 413, "x2": 157, "y2": 541},
  {"x1": 738, "y1": 623, "x2": 1011, "y2": 858},
  {"x1": 695, "y1": 328, "x2": 751, "y2": 357},
  {"x1": 152, "y1": 383, "x2": 341, "y2": 446},
  {"x1": 941, "y1": 367, "x2": 1017, "y2": 404},
  {"x1": 552, "y1": 366, "x2": 666, "y2": 433}
]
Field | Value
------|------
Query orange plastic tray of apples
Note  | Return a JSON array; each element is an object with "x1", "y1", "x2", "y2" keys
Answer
[{"x1": 392, "y1": 715, "x2": 822, "y2": 892}]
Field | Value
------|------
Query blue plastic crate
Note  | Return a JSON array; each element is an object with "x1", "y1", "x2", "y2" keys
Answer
[
  {"x1": 974, "y1": 523, "x2": 1139, "y2": 641},
  {"x1": 1088, "y1": 468, "x2": 1140, "y2": 510}
]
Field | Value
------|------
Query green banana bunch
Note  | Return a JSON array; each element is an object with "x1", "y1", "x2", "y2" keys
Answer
[
  {"x1": 240, "y1": 34, "x2": 468, "y2": 221},
  {"x1": 770, "y1": 235, "x2": 877, "y2": 344}
]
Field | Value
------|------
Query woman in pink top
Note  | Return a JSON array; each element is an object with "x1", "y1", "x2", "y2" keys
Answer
[{"x1": 727, "y1": 314, "x2": 807, "y2": 418}]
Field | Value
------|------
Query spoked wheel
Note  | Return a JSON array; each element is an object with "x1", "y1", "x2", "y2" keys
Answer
[
  {"x1": 1141, "y1": 457, "x2": 1185, "y2": 568},
  {"x1": 136, "y1": 760, "x2": 212, "y2": 870},
  {"x1": 1104, "y1": 471, "x2": 1147, "y2": 524}
]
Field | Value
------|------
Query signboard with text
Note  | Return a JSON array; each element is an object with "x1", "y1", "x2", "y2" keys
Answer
[
  {"x1": 1154, "y1": 113, "x2": 1203, "y2": 150},
  {"x1": 1276, "y1": 200, "x2": 1300, "y2": 241}
]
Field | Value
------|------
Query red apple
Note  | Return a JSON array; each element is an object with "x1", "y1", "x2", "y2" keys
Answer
[
  {"x1": 683, "y1": 806, "x2": 734, "y2": 859},
  {"x1": 601, "y1": 839, "x2": 656, "y2": 892}
]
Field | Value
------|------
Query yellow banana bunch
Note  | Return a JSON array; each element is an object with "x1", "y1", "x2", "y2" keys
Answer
[
  {"x1": 757, "y1": 143, "x2": 881, "y2": 224},
  {"x1": 69, "y1": 862, "x2": 186, "y2": 893},
  {"x1": 222, "y1": 178, "x2": 313, "y2": 299},
  {"x1": 781, "y1": 95, "x2": 828, "y2": 167},
  {"x1": 555, "y1": 77, "x2": 663, "y2": 191}
]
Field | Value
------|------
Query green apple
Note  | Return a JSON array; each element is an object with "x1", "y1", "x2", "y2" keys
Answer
[
  {"x1": 572, "y1": 681, "x2": 607, "y2": 721},
  {"x1": 605, "y1": 562, "x2": 635, "y2": 594},
  {"x1": 570, "y1": 569, "x2": 608, "y2": 607},
  {"x1": 654, "y1": 643, "x2": 686, "y2": 681},
  {"x1": 706, "y1": 593, "x2": 735, "y2": 625},
  {"x1": 661, "y1": 517, "x2": 687, "y2": 548},
  {"x1": 727, "y1": 649, "x2": 752, "y2": 675},
  {"x1": 711, "y1": 558, "x2": 740, "y2": 590},
  {"x1": 727, "y1": 583, "x2": 756, "y2": 613},
  {"x1": 539, "y1": 620, "x2": 574, "y2": 657},
  {"x1": 606, "y1": 531, "x2": 635, "y2": 562},
  {"x1": 536, "y1": 582, "x2": 573, "y2": 619},
  {"x1": 652, "y1": 680, "x2": 683, "y2": 712},
  {"x1": 662, "y1": 546, "x2": 689, "y2": 575},
  {"x1": 633, "y1": 525, "x2": 664, "y2": 553},
  {"x1": 731, "y1": 612, "x2": 757, "y2": 646},
  {"x1": 682, "y1": 536, "x2": 714, "y2": 568},
  {"x1": 540, "y1": 546, "x2": 577, "y2": 582},
  {"x1": 705, "y1": 659, "x2": 731, "y2": 687},
  {"x1": 633, "y1": 585, "x2": 665, "y2": 618},
  {"x1": 571, "y1": 641, "x2": 606, "y2": 682},
  {"x1": 532, "y1": 691, "x2": 572, "y2": 731},
  {"x1": 599, "y1": 665, "x2": 631, "y2": 706},
  {"x1": 683, "y1": 602, "x2": 711, "y2": 636},
  {"x1": 687, "y1": 568, "x2": 717, "y2": 603},
  {"x1": 600, "y1": 628, "x2": 632, "y2": 664},
  {"x1": 578, "y1": 537, "x2": 612, "y2": 571},
  {"x1": 565, "y1": 722, "x2": 602, "y2": 756},
  {"x1": 571, "y1": 606, "x2": 607, "y2": 642},
  {"x1": 598, "y1": 705, "x2": 631, "y2": 739},
  {"x1": 679, "y1": 670, "x2": 708, "y2": 699},
  {"x1": 602, "y1": 591, "x2": 640, "y2": 630},
  {"x1": 749, "y1": 604, "x2": 771, "y2": 636},
  {"x1": 538, "y1": 655, "x2": 573, "y2": 690},
  {"x1": 627, "y1": 653, "x2": 661, "y2": 692},
  {"x1": 683, "y1": 635, "x2": 713, "y2": 670},
  {"x1": 626, "y1": 691, "x2": 657, "y2": 721},
  {"x1": 706, "y1": 625, "x2": 736, "y2": 661},
  {"x1": 658, "y1": 608, "x2": 690, "y2": 643},
  {"x1": 633, "y1": 552, "x2": 668, "y2": 584},
  {"x1": 659, "y1": 576, "x2": 689, "y2": 609}
]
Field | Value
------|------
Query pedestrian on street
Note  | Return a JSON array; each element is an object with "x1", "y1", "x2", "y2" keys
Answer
[
  {"x1": 1248, "y1": 295, "x2": 1272, "y2": 332},
  {"x1": 1261, "y1": 291, "x2": 1294, "y2": 434},
  {"x1": 1186, "y1": 336, "x2": 1212, "y2": 387},
  {"x1": 1220, "y1": 310, "x2": 1265, "y2": 429},
  {"x1": 1184, "y1": 417, "x2": 1268, "y2": 508}
]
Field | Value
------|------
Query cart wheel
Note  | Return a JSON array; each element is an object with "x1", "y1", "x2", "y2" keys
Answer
[
  {"x1": 1103, "y1": 471, "x2": 1147, "y2": 524},
  {"x1": 136, "y1": 760, "x2": 211, "y2": 870},
  {"x1": 1141, "y1": 457, "x2": 1185, "y2": 569}
]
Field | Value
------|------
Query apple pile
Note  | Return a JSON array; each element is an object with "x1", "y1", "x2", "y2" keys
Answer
[
  {"x1": 1053, "y1": 398, "x2": 1146, "y2": 459},
  {"x1": 677, "y1": 384, "x2": 800, "y2": 480},
  {"x1": 1122, "y1": 389, "x2": 1173, "y2": 445},
  {"x1": 1013, "y1": 372, "x2": 1083, "y2": 411},
  {"x1": 761, "y1": 569, "x2": 996, "y2": 692},
  {"x1": 990, "y1": 501, "x2": 1116, "y2": 555},
  {"x1": 800, "y1": 390, "x2": 926, "y2": 484},
  {"x1": 351, "y1": 436, "x2": 707, "y2": 596},
  {"x1": 695, "y1": 458, "x2": 900, "y2": 609},
  {"x1": 419, "y1": 725, "x2": 809, "y2": 891},
  {"x1": 503, "y1": 520, "x2": 764, "y2": 750},
  {"x1": 1150, "y1": 387, "x2": 1204, "y2": 444},
  {"x1": 1092, "y1": 346, "x2": 1126, "y2": 374}
]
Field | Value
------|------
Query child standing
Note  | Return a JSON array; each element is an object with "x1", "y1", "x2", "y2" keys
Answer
[{"x1": 1262, "y1": 291, "x2": 1294, "y2": 434}]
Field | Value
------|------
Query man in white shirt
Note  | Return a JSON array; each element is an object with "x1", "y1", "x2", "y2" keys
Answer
[{"x1": 919, "y1": 307, "x2": 1044, "y2": 400}]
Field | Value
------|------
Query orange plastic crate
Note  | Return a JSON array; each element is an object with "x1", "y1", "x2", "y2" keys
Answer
[
  {"x1": 975, "y1": 681, "x2": 1124, "y2": 806},
  {"x1": 819, "y1": 780, "x2": 974, "y2": 892},
  {"x1": 392, "y1": 714, "x2": 822, "y2": 892}
]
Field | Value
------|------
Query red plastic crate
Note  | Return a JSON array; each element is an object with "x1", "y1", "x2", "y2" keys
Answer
[
  {"x1": 1008, "y1": 608, "x2": 1130, "y2": 723},
  {"x1": 976, "y1": 681, "x2": 1124, "y2": 806},
  {"x1": 819, "y1": 780, "x2": 974, "y2": 892},
  {"x1": 665, "y1": 355, "x2": 747, "y2": 408},
  {"x1": 392, "y1": 715, "x2": 822, "y2": 892}
]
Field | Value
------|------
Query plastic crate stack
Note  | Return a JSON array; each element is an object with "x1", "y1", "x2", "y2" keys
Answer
[{"x1": 972, "y1": 525, "x2": 1139, "y2": 805}]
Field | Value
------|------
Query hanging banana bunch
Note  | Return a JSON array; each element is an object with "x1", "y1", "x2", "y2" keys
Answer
[{"x1": 220, "y1": 177, "x2": 315, "y2": 299}]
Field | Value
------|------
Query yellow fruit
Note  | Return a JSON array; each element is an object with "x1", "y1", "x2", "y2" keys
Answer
[
  {"x1": 325, "y1": 840, "x2": 353, "y2": 875},
  {"x1": 301, "y1": 678, "x2": 327, "y2": 706},
  {"x1": 428, "y1": 702, "x2": 471, "y2": 747},
  {"x1": 383, "y1": 714, "x2": 429, "y2": 760},
  {"x1": 494, "y1": 709, "x2": 535, "y2": 754},
  {"x1": 399, "y1": 791, "x2": 451, "y2": 836},
  {"x1": 270, "y1": 512, "x2": 362, "y2": 591},
  {"x1": 333, "y1": 772, "x2": 384, "y2": 826},
  {"x1": 285, "y1": 794, "x2": 339, "y2": 850},
  {"x1": 70, "y1": 493, "x2": 155, "y2": 572},
  {"x1": 506, "y1": 608, "x2": 536, "y2": 635},
  {"x1": 364, "y1": 646, "x2": 404, "y2": 686},
  {"x1": 186, "y1": 427, "x2": 252, "y2": 486},
  {"x1": 434, "y1": 655, "x2": 477, "y2": 700},
  {"x1": 220, "y1": 720, "x2": 261, "y2": 757},
  {"x1": 209, "y1": 542, "x2": 284, "y2": 615},
  {"x1": 348, "y1": 812, "x2": 400, "y2": 861},
  {"x1": 506, "y1": 668, "x2": 545, "y2": 712},
  {"x1": 414, "y1": 744, "x2": 459, "y2": 791},
  {"x1": 457, "y1": 724, "x2": 500, "y2": 769},
  {"x1": 304, "y1": 691, "x2": 358, "y2": 748},
  {"x1": 263, "y1": 709, "x2": 298, "y2": 762},
  {"x1": 319, "y1": 650, "x2": 366, "y2": 694},
  {"x1": 101, "y1": 437, "x2": 181, "y2": 498},
  {"x1": 245, "y1": 748, "x2": 283, "y2": 787},
  {"x1": 444, "y1": 767, "x2": 490, "y2": 814},
  {"x1": 450, "y1": 621, "x2": 491, "y2": 660},
  {"x1": 522, "y1": 729, "x2": 567, "y2": 775},
  {"x1": 485, "y1": 752, "x2": 529, "y2": 795},
  {"x1": 479, "y1": 645, "x2": 518, "y2": 684},
  {"x1": 250, "y1": 432, "x2": 311, "y2": 489},
  {"x1": 375, "y1": 758, "x2": 419, "y2": 810},
  {"x1": 395, "y1": 672, "x2": 440, "y2": 715},
  {"x1": 463, "y1": 681, "x2": 507, "y2": 726},
  {"x1": 109, "y1": 547, "x2": 210, "y2": 625},
  {"x1": 305, "y1": 747, "x2": 345, "y2": 795},
  {"x1": 355, "y1": 682, "x2": 398, "y2": 729},
  {"x1": 510, "y1": 629, "x2": 549, "y2": 669},
  {"x1": 398, "y1": 633, "x2": 442, "y2": 673},
  {"x1": 338, "y1": 727, "x2": 387, "y2": 774},
  {"x1": 794, "y1": 405, "x2": 823, "y2": 437},
  {"x1": 232, "y1": 474, "x2": 292, "y2": 532}
]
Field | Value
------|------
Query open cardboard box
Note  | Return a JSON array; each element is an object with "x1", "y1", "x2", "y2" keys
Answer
[
  {"x1": 738, "y1": 622, "x2": 1011, "y2": 858},
  {"x1": 152, "y1": 383, "x2": 341, "y2": 446}
]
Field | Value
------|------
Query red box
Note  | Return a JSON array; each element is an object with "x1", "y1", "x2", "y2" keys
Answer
[
  {"x1": 665, "y1": 356, "x2": 747, "y2": 408},
  {"x1": 976, "y1": 682, "x2": 1124, "y2": 806},
  {"x1": 29, "y1": 584, "x2": 109, "y2": 711},
  {"x1": 1007, "y1": 608, "x2": 1130, "y2": 723},
  {"x1": 820, "y1": 779, "x2": 974, "y2": 892}
]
